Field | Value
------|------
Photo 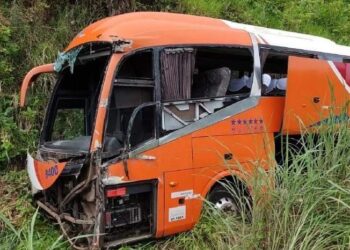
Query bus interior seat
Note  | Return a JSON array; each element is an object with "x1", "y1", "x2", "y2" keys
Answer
[
  {"x1": 162, "y1": 67, "x2": 232, "y2": 132},
  {"x1": 262, "y1": 73, "x2": 287, "y2": 96},
  {"x1": 276, "y1": 78, "x2": 287, "y2": 90},
  {"x1": 192, "y1": 67, "x2": 231, "y2": 98},
  {"x1": 227, "y1": 73, "x2": 253, "y2": 94}
]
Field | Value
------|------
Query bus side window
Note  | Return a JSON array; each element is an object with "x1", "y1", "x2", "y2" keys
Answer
[
  {"x1": 192, "y1": 47, "x2": 253, "y2": 98},
  {"x1": 160, "y1": 47, "x2": 254, "y2": 134},
  {"x1": 261, "y1": 51, "x2": 289, "y2": 96}
]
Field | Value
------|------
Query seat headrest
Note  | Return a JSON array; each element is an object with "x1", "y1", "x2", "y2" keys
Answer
[{"x1": 229, "y1": 75, "x2": 249, "y2": 92}]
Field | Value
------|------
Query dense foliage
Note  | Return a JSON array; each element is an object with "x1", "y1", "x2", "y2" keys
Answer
[
  {"x1": 0, "y1": 1, "x2": 114, "y2": 167},
  {"x1": 1, "y1": 0, "x2": 350, "y2": 168}
]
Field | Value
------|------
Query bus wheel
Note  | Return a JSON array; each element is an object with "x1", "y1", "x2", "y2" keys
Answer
[
  {"x1": 208, "y1": 186, "x2": 239, "y2": 213},
  {"x1": 208, "y1": 183, "x2": 251, "y2": 218}
]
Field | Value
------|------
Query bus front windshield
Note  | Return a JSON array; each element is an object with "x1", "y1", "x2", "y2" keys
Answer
[{"x1": 41, "y1": 55, "x2": 109, "y2": 154}]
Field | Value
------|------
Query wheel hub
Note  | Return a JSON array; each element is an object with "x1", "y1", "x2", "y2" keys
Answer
[{"x1": 214, "y1": 197, "x2": 238, "y2": 213}]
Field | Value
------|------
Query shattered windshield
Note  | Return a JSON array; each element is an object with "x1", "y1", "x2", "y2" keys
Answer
[{"x1": 41, "y1": 45, "x2": 111, "y2": 154}]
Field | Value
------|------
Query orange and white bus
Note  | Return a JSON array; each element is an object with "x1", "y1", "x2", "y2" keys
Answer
[{"x1": 20, "y1": 12, "x2": 350, "y2": 248}]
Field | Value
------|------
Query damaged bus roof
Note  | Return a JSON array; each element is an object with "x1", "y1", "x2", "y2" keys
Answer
[
  {"x1": 66, "y1": 11, "x2": 350, "y2": 57},
  {"x1": 66, "y1": 12, "x2": 252, "y2": 50}
]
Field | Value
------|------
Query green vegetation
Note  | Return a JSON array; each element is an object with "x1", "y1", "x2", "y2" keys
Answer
[
  {"x1": 0, "y1": 170, "x2": 65, "y2": 249},
  {"x1": 178, "y1": 0, "x2": 350, "y2": 44},
  {"x1": 0, "y1": 1, "x2": 107, "y2": 167},
  {"x1": 0, "y1": 0, "x2": 350, "y2": 249}
]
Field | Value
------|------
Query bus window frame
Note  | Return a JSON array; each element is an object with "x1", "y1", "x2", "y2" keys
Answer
[{"x1": 103, "y1": 41, "x2": 263, "y2": 161}]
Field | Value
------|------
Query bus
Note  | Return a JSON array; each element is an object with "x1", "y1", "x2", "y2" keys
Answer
[{"x1": 20, "y1": 12, "x2": 350, "y2": 248}]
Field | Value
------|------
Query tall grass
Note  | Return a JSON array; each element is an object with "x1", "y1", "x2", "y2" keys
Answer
[
  {"x1": 151, "y1": 119, "x2": 350, "y2": 250},
  {"x1": 0, "y1": 170, "x2": 66, "y2": 249},
  {"x1": 0, "y1": 209, "x2": 67, "y2": 250}
]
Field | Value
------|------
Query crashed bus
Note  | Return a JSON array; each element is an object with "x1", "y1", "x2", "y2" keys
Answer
[{"x1": 20, "y1": 12, "x2": 350, "y2": 248}]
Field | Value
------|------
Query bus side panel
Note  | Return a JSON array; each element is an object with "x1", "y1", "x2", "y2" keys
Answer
[
  {"x1": 188, "y1": 98, "x2": 283, "y2": 225},
  {"x1": 191, "y1": 131, "x2": 275, "y2": 219},
  {"x1": 283, "y1": 56, "x2": 350, "y2": 134},
  {"x1": 163, "y1": 169, "x2": 195, "y2": 236},
  {"x1": 192, "y1": 134, "x2": 272, "y2": 169},
  {"x1": 192, "y1": 97, "x2": 285, "y2": 137}
]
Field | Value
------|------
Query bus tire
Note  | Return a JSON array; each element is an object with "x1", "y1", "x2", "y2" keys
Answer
[{"x1": 207, "y1": 182, "x2": 252, "y2": 218}]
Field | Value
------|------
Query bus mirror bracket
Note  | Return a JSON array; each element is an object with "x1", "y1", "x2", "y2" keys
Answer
[{"x1": 20, "y1": 63, "x2": 55, "y2": 107}]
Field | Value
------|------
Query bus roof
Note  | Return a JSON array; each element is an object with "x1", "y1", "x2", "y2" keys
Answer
[
  {"x1": 66, "y1": 12, "x2": 350, "y2": 57},
  {"x1": 223, "y1": 20, "x2": 350, "y2": 57}
]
